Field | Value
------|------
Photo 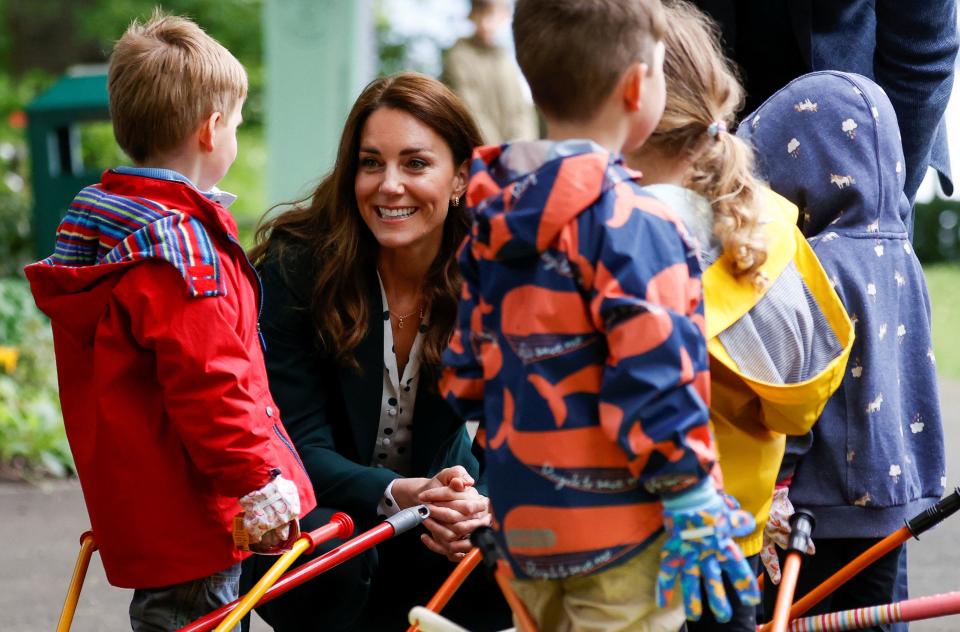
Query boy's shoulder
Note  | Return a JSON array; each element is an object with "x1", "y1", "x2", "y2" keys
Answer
[
  {"x1": 61, "y1": 178, "x2": 228, "y2": 298},
  {"x1": 589, "y1": 171, "x2": 692, "y2": 239}
]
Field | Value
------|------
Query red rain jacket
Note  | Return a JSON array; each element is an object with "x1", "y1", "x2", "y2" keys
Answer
[{"x1": 25, "y1": 171, "x2": 316, "y2": 588}]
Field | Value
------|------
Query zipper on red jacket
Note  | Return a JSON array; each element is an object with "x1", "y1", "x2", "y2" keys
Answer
[
  {"x1": 273, "y1": 423, "x2": 308, "y2": 474},
  {"x1": 226, "y1": 233, "x2": 267, "y2": 353}
]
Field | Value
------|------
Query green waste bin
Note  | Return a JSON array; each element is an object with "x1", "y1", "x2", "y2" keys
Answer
[{"x1": 25, "y1": 72, "x2": 109, "y2": 257}]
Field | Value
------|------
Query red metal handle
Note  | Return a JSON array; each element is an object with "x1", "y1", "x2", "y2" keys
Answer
[{"x1": 177, "y1": 512, "x2": 360, "y2": 632}]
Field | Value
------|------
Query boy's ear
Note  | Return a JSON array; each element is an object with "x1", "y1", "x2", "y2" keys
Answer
[
  {"x1": 623, "y1": 62, "x2": 646, "y2": 113},
  {"x1": 197, "y1": 111, "x2": 223, "y2": 153}
]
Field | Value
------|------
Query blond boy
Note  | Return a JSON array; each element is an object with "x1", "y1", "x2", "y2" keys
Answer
[{"x1": 25, "y1": 13, "x2": 315, "y2": 630}]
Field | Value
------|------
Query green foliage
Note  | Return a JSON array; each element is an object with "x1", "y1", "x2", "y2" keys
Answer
[
  {"x1": 0, "y1": 179, "x2": 32, "y2": 278},
  {"x1": 913, "y1": 198, "x2": 960, "y2": 264},
  {"x1": 77, "y1": 0, "x2": 266, "y2": 124},
  {"x1": 78, "y1": 119, "x2": 129, "y2": 171},
  {"x1": 0, "y1": 278, "x2": 72, "y2": 479},
  {"x1": 0, "y1": 73, "x2": 37, "y2": 277},
  {"x1": 220, "y1": 124, "x2": 267, "y2": 246},
  {"x1": 924, "y1": 263, "x2": 960, "y2": 380}
]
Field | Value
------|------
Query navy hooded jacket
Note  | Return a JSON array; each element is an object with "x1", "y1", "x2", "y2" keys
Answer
[{"x1": 737, "y1": 71, "x2": 946, "y2": 537}]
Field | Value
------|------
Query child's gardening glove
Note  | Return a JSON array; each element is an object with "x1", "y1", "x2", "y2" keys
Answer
[
  {"x1": 761, "y1": 485, "x2": 816, "y2": 584},
  {"x1": 656, "y1": 480, "x2": 760, "y2": 622},
  {"x1": 237, "y1": 470, "x2": 300, "y2": 553}
]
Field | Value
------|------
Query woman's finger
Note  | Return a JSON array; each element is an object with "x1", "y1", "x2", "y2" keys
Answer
[
  {"x1": 447, "y1": 514, "x2": 491, "y2": 536},
  {"x1": 421, "y1": 533, "x2": 467, "y2": 562},
  {"x1": 418, "y1": 485, "x2": 482, "y2": 504},
  {"x1": 424, "y1": 504, "x2": 471, "y2": 525},
  {"x1": 423, "y1": 517, "x2": 460, "y2": 543},
  {"x1": 434, "y1": 466, "x2": 475, "y2": 487},
  {"x1": 427, "y1": 498, "x2": 488, "y2": 517},
  {"x1": 420, "y1": 533, "x2": 450, "y2": 556}
]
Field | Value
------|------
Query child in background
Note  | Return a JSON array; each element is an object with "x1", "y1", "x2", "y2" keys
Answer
[
  {"x1": 737, "y1": 70, "x2": 947, "y2": 630},
  {"x1": 627, "y1": 4, "x2": 853, "y2": 630},
  {"x1": 441, "y1": 0, "x2": 759, "y2": 628},
  {"x1": 24, "y1": 13, "x2": 315, "y2": 630}
]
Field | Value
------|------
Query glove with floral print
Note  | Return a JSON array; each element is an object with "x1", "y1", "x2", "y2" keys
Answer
[
  {"x1": 657, "y1": 481, "x2": 760, "y2": 623},
  {"x1": 761, "y1": 485, "x2": 816, "y2": 584},
  {"x1": 238, "y1": 472, "x2": 300, "y2": 546}
]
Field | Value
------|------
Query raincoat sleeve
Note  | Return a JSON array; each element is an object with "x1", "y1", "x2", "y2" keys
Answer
[
  {"x1": 118, "y1": 261, "x2": 280, "y2": 499},
  {"x1": 582, "y1": 186, "x2": 715, "y2": 494},
  {"x1": 440, "y1": 236, "x2": 489, "y2": 451}
]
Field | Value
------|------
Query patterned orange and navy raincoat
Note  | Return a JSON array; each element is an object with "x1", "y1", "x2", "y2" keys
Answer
[{"x1": 440, "y1": 140, "x2": 718, "y2": 580}]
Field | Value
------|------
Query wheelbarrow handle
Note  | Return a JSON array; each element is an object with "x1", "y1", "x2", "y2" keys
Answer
[
  {"x1": 764, "y1": 511, "x2": 816, "y2": 632},
  {"x1": 178, "y1": 506, "x2": 429, "y2": 632},
  {"x1": 907, "y1": 486, "x2": 960, "y2": 539},
  {"x1": 56, "y1": 531, "x2": 97, "y2": 632},
  {"x1": 770, "y1": 487, "x2": 960, "y2": 628}
]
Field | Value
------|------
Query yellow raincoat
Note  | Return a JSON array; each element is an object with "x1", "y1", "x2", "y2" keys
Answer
[{"x1": 704, "y1": 188, "x2": 854, "y2": 555}]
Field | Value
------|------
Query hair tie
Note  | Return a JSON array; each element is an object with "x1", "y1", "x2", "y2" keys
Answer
[{"x1": 707, "y1": 120, "x2": 728, "y2": 139}]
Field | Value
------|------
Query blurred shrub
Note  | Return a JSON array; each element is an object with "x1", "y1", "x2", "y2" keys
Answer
[
  {"x1": 0, "y1": 278, "x2": 72, "y2": 478},
  {"x1": 914, "y1": 198, "x2": 960, "y2": 263}
]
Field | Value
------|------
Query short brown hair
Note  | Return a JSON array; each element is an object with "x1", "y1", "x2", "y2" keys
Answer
[
  {"x1": 513, "y1": 0, "x2": 665, "y2": 122},
  {"x1": 108, "y1": 11, "x2": 247, "y2": 163}
]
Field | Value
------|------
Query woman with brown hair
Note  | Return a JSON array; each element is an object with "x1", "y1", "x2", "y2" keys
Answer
[{"x1": 240, "y1": 73, "x2": 510, "y2": 631}]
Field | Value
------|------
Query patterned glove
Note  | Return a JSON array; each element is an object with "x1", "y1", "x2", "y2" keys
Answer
[
  {"x1": 761, "y1": 485, "x2": 816, "y2": 584},
  {"x1": 239, "y1": 472, "x2": 301, "y2": 545},
  {"x1": 657, "y1": 481, "x2": 760, "y2": 623}
]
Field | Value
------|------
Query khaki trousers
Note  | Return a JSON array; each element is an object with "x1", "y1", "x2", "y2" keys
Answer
[{"x1": 511, "y1": 535, "x2": 683, "y2": 632}]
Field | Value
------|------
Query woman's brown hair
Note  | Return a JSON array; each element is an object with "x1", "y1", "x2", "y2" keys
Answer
[
  {"x1": 249, "y1": 72, "x2": 483, "y2": 368},
  {"x1": 641, "y1": 1, "x2": 767, "y2": 283}
]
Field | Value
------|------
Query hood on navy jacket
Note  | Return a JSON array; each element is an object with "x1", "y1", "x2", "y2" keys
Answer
[
  {"x1": 737, "y1": 71, "x2": 945, "y2": 537},
  {"x1": 467, "y1": 140, "x2": 635, "y2": 261}
]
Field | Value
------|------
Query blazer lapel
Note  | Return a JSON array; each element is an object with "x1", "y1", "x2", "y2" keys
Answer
[{"x1": 340, "y1": 283, "x2": 385, "y2": 465}]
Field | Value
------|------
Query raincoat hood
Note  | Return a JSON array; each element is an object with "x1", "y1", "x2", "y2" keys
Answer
[
  {"x1": 26, "y1": 171, "x2": 229, "y2": 347},
  {"x1": 737, "y1": 71, "x2": 911, "y2": 238},
  {"x1": 466, "y1": 140, "x2": 637, "y2": 260}
]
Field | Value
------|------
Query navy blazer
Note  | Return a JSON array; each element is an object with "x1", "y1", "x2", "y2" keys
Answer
[
  {"x1": 696, "y1": 0, "x2": 958, "y2": 202},
  {"x1": 258, "y1": 241, "x2": 481, "y2": 530}
]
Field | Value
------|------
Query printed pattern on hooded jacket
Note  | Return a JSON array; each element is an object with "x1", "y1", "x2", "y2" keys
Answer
[
  {"x1": 24, "y1": 171, "x2": 316, "y2": 588},
  {"x1": 440, "y1": 141, "x2": 715, "y2": 580},
  {"x1": 737, "y1": 71, "x2": 946, "y2": 538}
]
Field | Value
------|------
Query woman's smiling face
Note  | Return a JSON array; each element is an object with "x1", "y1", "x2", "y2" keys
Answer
[{"x1": 354, "y1": 107, "x2": 466, "y2": 255}]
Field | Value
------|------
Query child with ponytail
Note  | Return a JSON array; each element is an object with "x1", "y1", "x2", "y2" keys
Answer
[{"x1": 627, "y1": 3, "x2": 854, "y2": 629}]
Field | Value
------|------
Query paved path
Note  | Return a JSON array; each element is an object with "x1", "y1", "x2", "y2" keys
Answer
[{"x1": 3, "y1": 379, "x2": 960, "y2": 631}]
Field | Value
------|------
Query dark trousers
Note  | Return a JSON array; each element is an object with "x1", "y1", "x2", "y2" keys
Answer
[
  {"x1": 681, "y1": 554, "x2": 760, "y2": 632},
  {"x1": 240, "y1": 506, "x2": 512, "y2": 631},
  {"x1": 760, "y1": 538, "x2": 905, "y2": 632}
]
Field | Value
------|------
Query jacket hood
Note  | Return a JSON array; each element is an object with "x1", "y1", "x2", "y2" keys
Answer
[
  {"x1": 25, "y1": 173, "x2": 229, "y2": 346},
  {"x1": 466, "y1": 140, "x2": 637, "y2": 260},
  {"x1": 26, "y1": 261, "x2": 127, "y2": 346},
  {"x1": 736, "y1": 71, "x2": 910, "y2": 237}
]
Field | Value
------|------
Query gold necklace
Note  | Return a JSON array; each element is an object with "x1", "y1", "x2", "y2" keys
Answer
[{"x1": 388, "y1": 305, "x2": 423, "y2": 329}]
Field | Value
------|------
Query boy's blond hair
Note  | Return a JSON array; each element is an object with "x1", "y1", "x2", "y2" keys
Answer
[
  {"x1": 512, "y1": 0, "x2": 665, "y2": 122},
  {"x1": 108, "y1": 11, "x2": 247, "y2": 163}
]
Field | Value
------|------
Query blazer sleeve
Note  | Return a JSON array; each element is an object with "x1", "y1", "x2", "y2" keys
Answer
[{"x1": 259, "y1": 249, "x2": 398, "y2": 527}]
